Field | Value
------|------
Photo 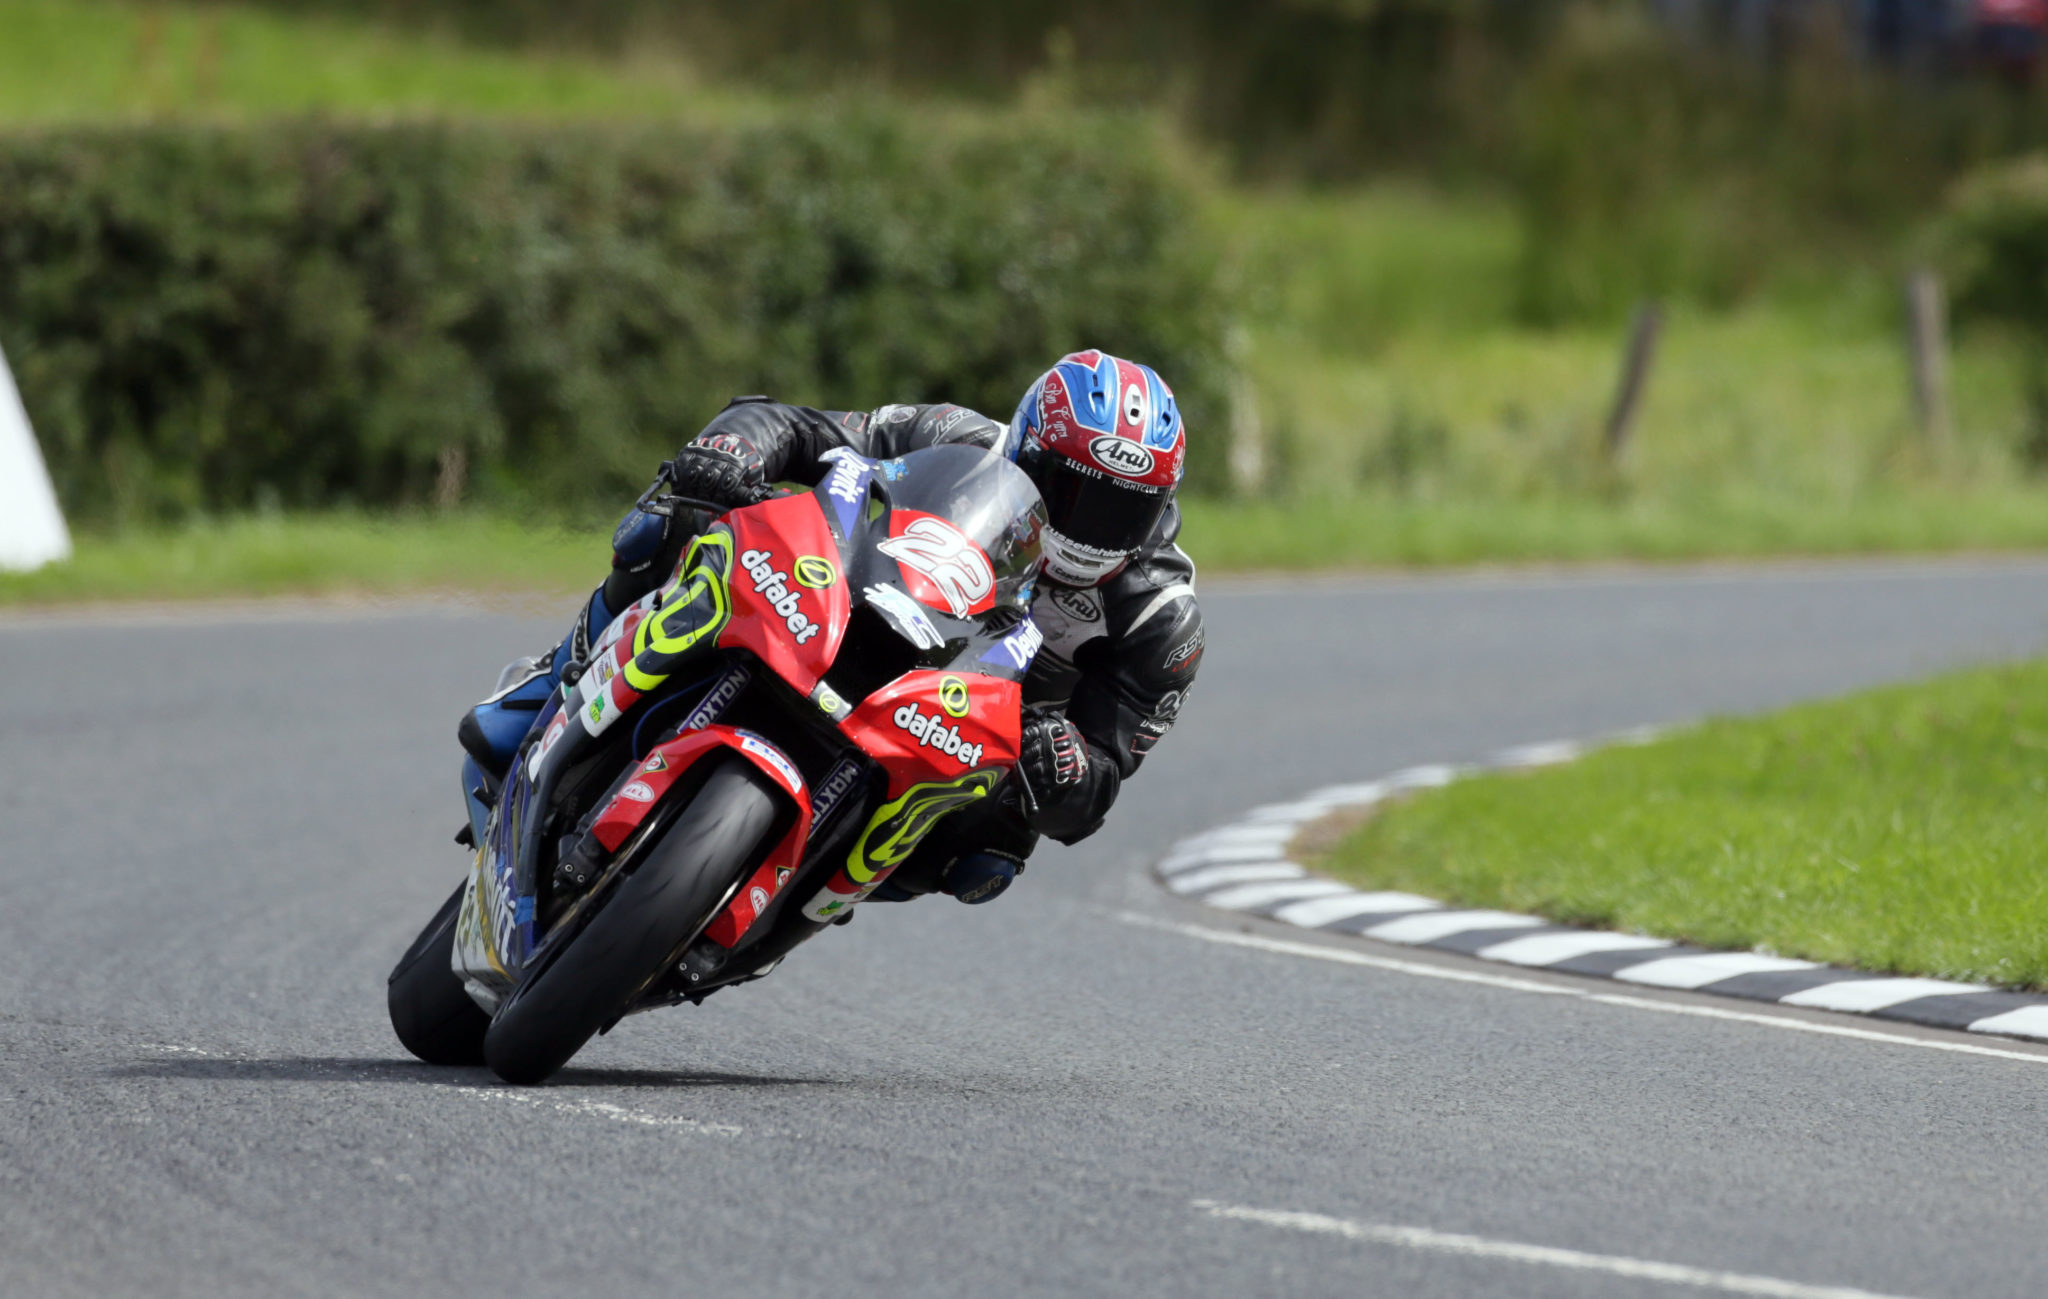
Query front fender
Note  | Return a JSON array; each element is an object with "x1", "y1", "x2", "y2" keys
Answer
[{"x1": 586, "y1": 725, "x2": 814, "y2": 949}]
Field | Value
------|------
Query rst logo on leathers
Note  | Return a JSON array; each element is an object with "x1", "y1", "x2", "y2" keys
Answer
[
  {"x1": 892, "y1": 703, "x2": 985, "y2": 768},
  {"x1": 1164, "y1": 627, "x2": 1205, "y2": 673},
  {"x1": 1089, "y1": 435, "x2": 1155, "y2": 479},
  {"x1": 740, "y1": 549, "x2": 824, "y2": 644},
  {"x1": 878, "y1": 514, "x2": 995, "y2": 618}
]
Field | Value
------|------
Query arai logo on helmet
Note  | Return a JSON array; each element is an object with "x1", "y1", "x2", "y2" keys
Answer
[{"x1": 1088, "y1": 435, "x2": 1155, "y2": 479}]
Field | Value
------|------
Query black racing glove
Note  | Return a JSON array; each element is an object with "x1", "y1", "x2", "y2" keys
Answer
[
  {"x1": 661, "y1": 443, "x2": 768, "y2": 512},
  {"x1": 1017, "y1": 709, "x2": 1091, "y2": 813}
]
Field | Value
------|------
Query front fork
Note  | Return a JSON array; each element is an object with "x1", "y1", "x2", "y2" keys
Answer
[
  {"x1": 459, "y1": 755, "x2": 494, "y2": 851},
  {"x1": 512, "y1": 529, "x2": 738, "y2": 900}
]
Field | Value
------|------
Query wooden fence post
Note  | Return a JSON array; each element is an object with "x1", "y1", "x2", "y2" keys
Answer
[
  {"x1": 436, "y1": 444, "x2": 468, "y2": 511},
  {"x1": 1603, "y1": 301, "x2": 1663, "y2": 463},
  {"x1": 1906, "y1": 268, "x2": 1954, "y2": 453}
]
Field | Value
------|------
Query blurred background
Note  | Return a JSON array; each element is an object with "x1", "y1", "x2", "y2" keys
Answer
[{"x1": 12, "y1": 0, "x2": 2048, "y2": 590}]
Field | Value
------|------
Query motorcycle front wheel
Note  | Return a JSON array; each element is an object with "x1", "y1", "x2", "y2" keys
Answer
[
  {"x1": 387, "y1": 882, "x2": 492, "y2": 1066},
  {"x1": 483, "y1": 754, "x2": 782, "y2": 1085}
]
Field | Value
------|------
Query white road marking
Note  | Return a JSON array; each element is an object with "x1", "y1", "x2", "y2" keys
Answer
[
  {"x1": 1489, "y1": 740, "x2": 1585, "y2": 768},
  {"x1": 1118, "y1": 913, "x2": 2048, "y2": 1064},
  {"x1": 1121, "y1": 912, "x2": 1577, "y2": 996},
  {"x1": 1779, "y1": 978, "x2": 1990, "y2": 1013},
  {"x1": 1158, "y1": 842, "x2": 1291, "y2": 873},
  {"x1": 1192, "y1": 1201, "x2": 1925, "y2": 1299},
  {"x1": 1167, "y1": 862, "x2": 1303, "y2": 894},
  {"x1": 1385, "y1": 763, "x2": 1461, "y2": 790},
  {"x1": 1583, "y1": 991, "x2": 2048, "y2": 1060},
  {"x1": 1363, "y1": 909, "x2": 1546, "y2": 944},
  {"x1": 453, "y1": 1086, "x2": 742, "y2": 1135},
  {"x1": 1300, "y1": 780, "x2": 1387, "y2": 805},
  {"x1": 133, "y1": 1044, "x2": 742, "y2": 1133},
  {"x1": 1615, "y1": 952, "x2": 1820, "y2": 989},
  {"x1": 1968, "y1": 1005, "x2": 2048, "y2": 1037},
  {"x1": 1271, "y1": 891, "x2": 1441, "y2": 928},
  {"x1": 1477, "y1": 930, "x2": 1673, "y2": 967},
  {"x1": 1200, "y1": 879, "x2": 1356, "y2": 910},
  {"x1": 1167, "y1": 825, "x2": 1296, "y2": 857},
  {"x1": 1240, "y1": 802, "x2": 1335, "y2": 825}
]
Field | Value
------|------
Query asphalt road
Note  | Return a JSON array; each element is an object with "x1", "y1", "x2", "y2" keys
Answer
[{"x1": 6, "y1": 559, "x2": 2048, "y2": 1299}]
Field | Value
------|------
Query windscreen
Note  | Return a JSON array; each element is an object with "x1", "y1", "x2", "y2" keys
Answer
[{"x1": 875, "y1": 445, "x2": 1046, "y2": 613}]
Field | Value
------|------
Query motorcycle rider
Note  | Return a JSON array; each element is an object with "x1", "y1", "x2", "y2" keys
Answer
[{"x1": 459, "y1": 350, "x2": 1204, "y2": 905}]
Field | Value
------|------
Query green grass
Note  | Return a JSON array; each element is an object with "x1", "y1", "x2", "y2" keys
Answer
[
  {"x1": 0, "y1": 513, "x2": 609, "y2": 606},
  {"x1": 1215, "y1": 186, "x2": 2038, "y2": 511},
  {"x1": 0, "y1": 0, "x2": 765, "y2": 122},
  {"x1": 1316, "y1": 660, "x2": 2048, "y2": 988},
  {"x1": 16, "y1": 490, "x2": 2048, "y2": 611},
  {"x1": 1179, "y1": 488, "x2": 2048, "y2": 568}
]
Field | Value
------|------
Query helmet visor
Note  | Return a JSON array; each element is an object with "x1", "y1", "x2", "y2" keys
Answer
[{"x1": 1034, "y1": 457, "x2": 1170, "y2": 554}]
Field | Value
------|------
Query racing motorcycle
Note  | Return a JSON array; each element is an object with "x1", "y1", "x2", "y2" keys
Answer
[{"x1": 387, "y1": 445, "x2": 1048, "y2": 1084}]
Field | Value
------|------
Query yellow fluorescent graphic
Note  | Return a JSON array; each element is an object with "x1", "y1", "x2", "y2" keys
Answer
[
  {"x1": 939, "y1": 675, "x2": 971, "y2": 718},
  {"x1": 844, "y1": 770, "x2": 1000, "y2": 885}
]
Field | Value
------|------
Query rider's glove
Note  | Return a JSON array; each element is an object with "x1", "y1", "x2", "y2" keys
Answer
[
  {"x1": 1017, "y1": 709, "x2": 1090, "y2": 807},
  {"x1": 662, "y1": 442, "x2": 768, "y2": 512}
]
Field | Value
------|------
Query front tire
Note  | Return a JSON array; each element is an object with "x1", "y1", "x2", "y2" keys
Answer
[
  {"x1": 388, "y1": 882, "x2": 491, "y2": 1066},
  {"x1": 483, "y1": 756, "x2": 782, "y2": 1085}
]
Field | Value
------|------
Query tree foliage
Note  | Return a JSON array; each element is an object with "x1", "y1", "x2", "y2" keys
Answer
[{"x1": 0, "y1": 114, "x2": 1226, "y2": 522}]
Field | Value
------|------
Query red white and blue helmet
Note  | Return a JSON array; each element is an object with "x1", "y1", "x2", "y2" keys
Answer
[{"x1": 1008, "y1": 350, "x2": 1186, "y2": 586}]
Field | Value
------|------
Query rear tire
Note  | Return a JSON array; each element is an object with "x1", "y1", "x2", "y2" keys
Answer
[
  {"x1": 388, "y1": 882, "x2": 491, "y2": 1066},
  {"x1": 483, "y1": 756, "x2": 782, "y2": 1085}
]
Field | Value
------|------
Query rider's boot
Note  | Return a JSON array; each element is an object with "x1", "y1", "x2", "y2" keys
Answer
[
  {"x1": 457, "y1": 585, "x2": 615, "y2": 781},
  {"x1": 456, "y1": 502, "x2": 682, "y2": 780}
]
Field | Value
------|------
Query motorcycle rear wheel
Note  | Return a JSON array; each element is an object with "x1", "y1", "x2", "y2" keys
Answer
[
  {"x1": 483, "y1": 755, "x2": 781, "y2": 1085},
  {"x1": 387, "y1": 882, "x2": 492, "y2": 1066}
]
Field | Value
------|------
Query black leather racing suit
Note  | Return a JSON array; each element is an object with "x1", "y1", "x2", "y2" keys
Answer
[{"x1": 602, "y1": 396, "x2": 1206, "y2": 890}]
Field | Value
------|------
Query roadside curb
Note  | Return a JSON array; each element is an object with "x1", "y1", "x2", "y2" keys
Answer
[{"x1": 1153, "y1": 736, "x2": 2048, "y2": 1046}]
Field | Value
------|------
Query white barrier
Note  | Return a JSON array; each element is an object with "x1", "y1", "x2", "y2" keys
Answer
[{"x1": 0, "y1": 340, "x2": 71, "y2": 571}]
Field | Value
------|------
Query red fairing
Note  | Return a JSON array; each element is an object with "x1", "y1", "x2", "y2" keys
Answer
[
  {"x1": 700, "y1": 856, "x2": 790, "y2": 949},
  {"x1": 878, "y1": 509, "x2": 998, "y2": 620},
  {"x1": 717, "y1": 493, "x2": 849, "y2": 694},
  {"x1": 842, "y1": 669, "x2": 1021, "y2": 798},
  {"x1": 586, "y1": 726, "x2": 812, "y2": 948}
]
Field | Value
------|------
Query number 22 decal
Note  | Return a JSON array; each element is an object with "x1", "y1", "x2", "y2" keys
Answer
[{"x1": 878, "y1": 515, "x2": 995, "y2": 618}]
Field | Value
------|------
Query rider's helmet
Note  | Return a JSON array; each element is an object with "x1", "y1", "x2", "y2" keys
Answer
[{"x1": 1008, "y1": 350, "x2": 1186, "y2": 586}]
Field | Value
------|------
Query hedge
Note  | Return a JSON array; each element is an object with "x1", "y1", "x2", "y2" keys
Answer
[{"x1": 0, "y1": 114, "x2": 1227, "y2": 524}]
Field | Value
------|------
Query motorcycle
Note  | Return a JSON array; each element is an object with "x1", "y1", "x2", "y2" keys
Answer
[{"x1": 387, "y1": 445, "x2": 1048, "y2": 1084}]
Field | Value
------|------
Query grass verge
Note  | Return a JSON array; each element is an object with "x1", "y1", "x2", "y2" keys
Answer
[
  {"x1": 10, "y1": 497, "x2": 2048, "y2": 609},
  {"x1": 0, "y1": 0, "x2": 764, "y2": 123},
  {"x1": 1315, "y1": 659, "x2": 2048, "y2": 988},
  {"x1": 0, "y1": 513, "x2": 607, "y2": 607},
  {"x1": 1181, "y1": 490, "x2": 2048, "y2": 568}
]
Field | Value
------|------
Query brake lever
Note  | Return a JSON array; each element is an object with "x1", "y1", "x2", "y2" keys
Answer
[
  {"x1": 630, "y1": 489, "x2": 760, "y2": 519},
  {"x1": 1008, "y1": 762, "x2": 1042, "y2": 820}
]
